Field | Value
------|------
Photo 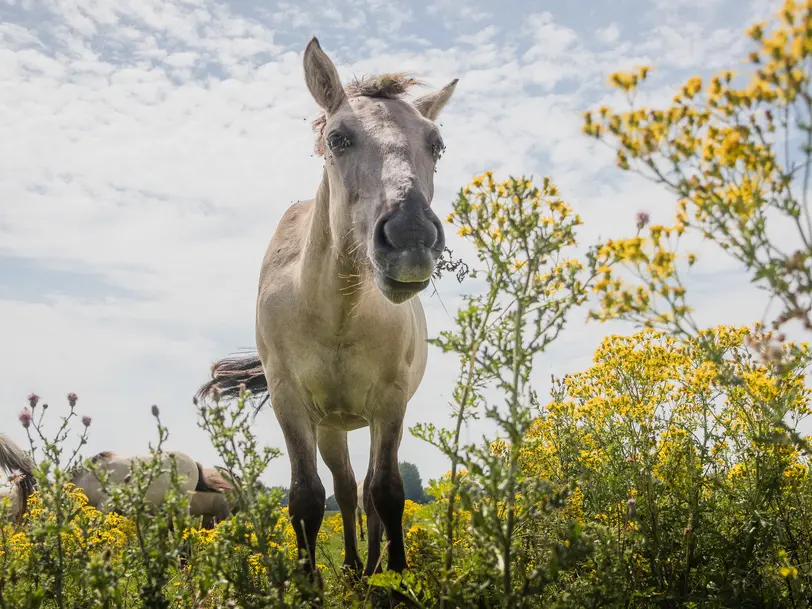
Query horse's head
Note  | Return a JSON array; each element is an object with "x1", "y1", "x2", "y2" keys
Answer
[{"x1": 305, "y1": 37, "x2": 458, "y2": 304}]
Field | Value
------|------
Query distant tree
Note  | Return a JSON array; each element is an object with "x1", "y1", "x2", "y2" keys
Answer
[
  {"x1": 399, "y1": 461, "x2": 427, "y2": 504},
  {"x1": 323, "y1": 464, "x2": 427, "y2": 510}
]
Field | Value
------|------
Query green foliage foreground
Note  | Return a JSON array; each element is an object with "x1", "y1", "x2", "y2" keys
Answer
[{"x1": 2, "y1": 2, "x2": 812, "y2": 607}]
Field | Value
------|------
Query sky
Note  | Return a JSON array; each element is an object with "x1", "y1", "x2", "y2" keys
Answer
[{"x1": 0, "y1": 0, "x2": 799, "y2": 496}]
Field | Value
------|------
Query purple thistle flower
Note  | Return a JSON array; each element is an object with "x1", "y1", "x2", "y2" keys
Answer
[
  {"x1": 67, "y1": 392, "x2": 78, "y2": 407},
  {"x1": 19, "y1": 409, "x2": 32, "y2": 429},
  {"x1": 81, "y1": 415, "x2": 92, "y2": 427},
  {"x1": 636, "y1": 211, "x2": 650, "y2": 229},
  {"x1": 27, "y1": 393, "x2": 39, "y2": 408}
]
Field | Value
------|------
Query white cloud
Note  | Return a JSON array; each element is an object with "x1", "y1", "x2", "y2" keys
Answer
[
  {"x1": 0, "y1": 0, "x2": 804, "y2": 497},
  {"x1": 595, "y1": 23, "x2": 621, "y2": 45}
]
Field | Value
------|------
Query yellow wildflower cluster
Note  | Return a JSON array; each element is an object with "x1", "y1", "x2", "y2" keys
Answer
[
  {"x1": 525, "y1": 324, "x2": 811, "y2": 506},
  {"x1": 447, "y1": 172, "x2": 580, "y2": 254},
  {"x1": 583, "y1": 0, "x2": 812, "y2": 333},
  {"x1": 590, "y1": 224, "x2": 691, "y2": 326},
  {"x1": 0, "y1": 484, "x2": 138, "y2": 576}
]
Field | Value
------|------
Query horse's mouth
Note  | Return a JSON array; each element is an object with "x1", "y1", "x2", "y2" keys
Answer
[{"x1": 374, "y1": 273, "x2": 431, "y2": 304}]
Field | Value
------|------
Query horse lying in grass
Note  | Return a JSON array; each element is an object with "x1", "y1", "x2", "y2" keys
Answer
[
  {"x1": 0, "y1": 433, "x2": 36, "y2": 524},
  {"x1": 71, "y1": 451, "x2": 235, "y2": 529},
  {"x1": 196, "y1": 38, "x2": 457, "y2": 601},
  {"x1": 1, "y1": 433, "x2": 234, "y2": 530}
]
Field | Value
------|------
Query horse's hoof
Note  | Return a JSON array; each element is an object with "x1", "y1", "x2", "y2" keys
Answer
[
  {"x1": 363, "y1": 564, "x2": 384, "y2": 578},
  {"x1": 389, "y1": 589, "x2": 413, "y2": 609}
]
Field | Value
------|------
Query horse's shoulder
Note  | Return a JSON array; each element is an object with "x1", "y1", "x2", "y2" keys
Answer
[
  {"x1": 264, "y1": 200, "x2": 312, "y2": 264},
  {"x1": 257, "y1": 202, "x2": 311, "y2": 308}
]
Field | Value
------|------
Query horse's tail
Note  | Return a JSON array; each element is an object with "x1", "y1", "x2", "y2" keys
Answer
[
  {"x1": 0, "y1": 434, "x2": 33, "y2": 478},
  {"x1": 0, "y1": 434, "x2": 36, "y2": 523},
  {"x1": 195, "y1": 464, "x2": 235, "y2": 493},
  {"x1": 194, "y1": 353, "x2": 269, "y2": 413}
]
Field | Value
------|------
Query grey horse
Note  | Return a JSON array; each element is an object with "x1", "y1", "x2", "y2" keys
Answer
[{"x1": 196, "y1": 36, "x2": 457, "y2": 592}]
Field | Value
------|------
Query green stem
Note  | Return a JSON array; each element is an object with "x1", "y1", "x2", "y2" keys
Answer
[
  {"x1": 440, "y1": 285, "x2": 502, "y2": 609},
  {"x1": 503, "y1": 268, "x2": 533, "y2": 599}
]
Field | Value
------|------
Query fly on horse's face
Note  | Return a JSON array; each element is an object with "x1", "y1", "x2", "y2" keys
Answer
[{"x1": 304, "y1": 40, "x2": 458, "y2": 304}]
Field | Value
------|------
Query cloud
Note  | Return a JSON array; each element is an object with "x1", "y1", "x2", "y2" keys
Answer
[
  {"x1": 0, "y1": 0, "x2": 802, "y2": 497},
  {"x1": 595, "y1": 23, "x2": 621, "y2": 45}
]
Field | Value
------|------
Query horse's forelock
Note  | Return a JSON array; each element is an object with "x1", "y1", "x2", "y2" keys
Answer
[{"x1": 311, "y1": 73, "x2": 424, "y2": 157}]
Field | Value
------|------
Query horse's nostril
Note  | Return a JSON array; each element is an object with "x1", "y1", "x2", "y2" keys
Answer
[
  {"x1": 375, "y1": 205, "x2": 443, "y2": 253},
  {"x1": 375, "y1": 217, "x2": 395, "y2": 251},
  {"x1": 426, "y1": 216, "x2": 440, "y2": 248}
]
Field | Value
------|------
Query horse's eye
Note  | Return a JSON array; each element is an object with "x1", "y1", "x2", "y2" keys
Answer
[
  {"x1": 431, "y1": 139, "x2": 446, "y2": 162},
  {"x1": 326, "y1": 132, "x2": 352, "y2": 154}
]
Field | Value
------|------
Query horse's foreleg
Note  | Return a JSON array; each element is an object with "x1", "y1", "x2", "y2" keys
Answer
[
  {"x1": 317, "y1": 426, "x2": 363, "y2": 573},
  {"x1": 368, "y1": 415, "x2": 413, "y2": 608},
  {"x1": 368, "y1": 417, "x2": 407, "y2": 574},
  {"x1": 362, "y1": 458, "x2": 384, "y2": 577},
  {"x1": 273, "y1": 393, "x2": 325, "y2": 582}
]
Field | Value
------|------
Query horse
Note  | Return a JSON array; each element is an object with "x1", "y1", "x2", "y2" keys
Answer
[
  {"x1": 190, "y1": 465, "x2": 240, "y2": 528},
  {"x1": 195, "y1": 35, "x2": 457, "y2": 595},
  {"x1": 0, "y1": 434, "x2": 36, "y2": 524},
  {"x1": 70, "y1": 451, "x2": 234, "y2": 520},
  {"x1": 356, "y1": 479, "x2": 365, "y2": 542},
  {"x1": 190, "y1": 489, "x2": 232, "y2": 529}
]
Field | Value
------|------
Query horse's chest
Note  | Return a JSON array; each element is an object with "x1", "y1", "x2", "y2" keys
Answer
[
  {"x1": 297, "y1": 340, "x2": 395, "y2": 411},
  {"x1": 259, "y1": 285, "x2": 427, "y2": 423}
]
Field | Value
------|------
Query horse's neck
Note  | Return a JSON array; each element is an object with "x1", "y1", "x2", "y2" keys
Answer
[{"x1": 300, "y1": 170, "x2": 373, "y2": 314}]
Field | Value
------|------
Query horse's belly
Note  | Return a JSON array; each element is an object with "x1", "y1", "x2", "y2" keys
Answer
[
  {"x1": 319, "y1": 411, "x2": 369, "y2": 430},
  {"x1": 298, "y1": 351, "x2": 407, "y2": 426}
]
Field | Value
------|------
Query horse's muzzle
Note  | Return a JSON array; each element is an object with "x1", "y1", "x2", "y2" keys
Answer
[{"x1": 370, "y1": 193, "x2": 446, "y2": 303}]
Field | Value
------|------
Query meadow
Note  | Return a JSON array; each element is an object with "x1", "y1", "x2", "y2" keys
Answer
[{"x1": 2, "y1": 1, "x2": 812, "y2": 607}]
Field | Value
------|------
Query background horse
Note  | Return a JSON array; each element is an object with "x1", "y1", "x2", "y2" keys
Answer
[
  {"x1": 0, "y1": 434, "x2": 36, "y2": 524},
  {"x1": 71, "y1": 450, "x2": 233, "y2": 519},
  {"x1": 196, "y1": 36, "x2": 457, "y2": 599}
]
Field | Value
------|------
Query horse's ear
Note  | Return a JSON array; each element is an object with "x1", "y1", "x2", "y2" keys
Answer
[
  {"x1": 413, "y1": 78, "x2": 459, "y2": 121},
  {"x1": 303, "y1": 36, "x2": 346, "y2": 114}
]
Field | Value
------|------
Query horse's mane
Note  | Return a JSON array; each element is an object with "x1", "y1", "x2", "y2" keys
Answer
[
  {"x1": 311, "y1": 72, "x2": 423, "y2": 156},
  {"x1": 90, "y1": 451, "x2": 116, "y2": 464},
  {"x1": 195, "y1": 463, "x2": 234, "y2": 493}
]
